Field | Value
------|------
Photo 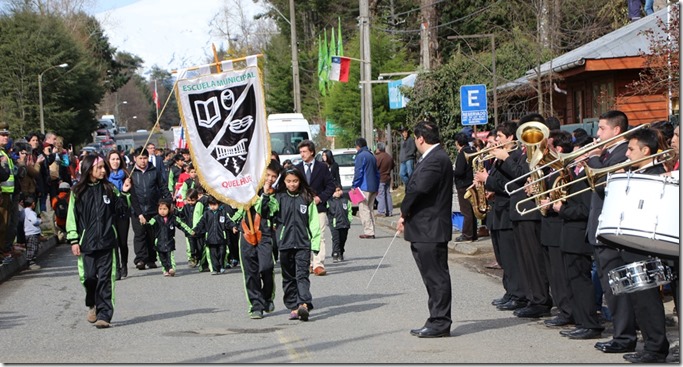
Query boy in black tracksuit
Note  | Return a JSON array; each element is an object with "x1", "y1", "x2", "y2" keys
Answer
[
  {"x1": 223, "y1": 203, "x2": 240, "y2": 269},
  {"x1": 327, "y1": 184, "x2": 352, "y2": 262},
  {"x1": 194, "y1": 196, "x2": 232, "y2": 274},
  {"x1": 146, "y1": 199, "x2": 194, "y2": 276},
  {"x1": 178, "y1": 189, "x2": 201, "y2": 268},
  {"x1": 233, "y1": 161, "x2": 280, "y2": 319},
  {"x1": 192, "y1": 187, "x2": 210, "y2": 271}
]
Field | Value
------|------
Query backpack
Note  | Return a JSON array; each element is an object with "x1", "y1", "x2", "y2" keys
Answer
[{"x1": 55, "y1": 195, "x2": 69, "y2": 219}]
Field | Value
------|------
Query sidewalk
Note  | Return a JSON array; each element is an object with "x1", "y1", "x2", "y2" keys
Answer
[{"x1": 0, "y1": 236, "x2": 59, "y2": 284}]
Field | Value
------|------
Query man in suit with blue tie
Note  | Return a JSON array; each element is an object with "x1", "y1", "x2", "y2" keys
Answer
[
  {"x1": 295, "y1": 140, "x2": 336, "y2": 276},
  {"x1": 397, "y1": 120, "x2": 454, "y2": 338}
]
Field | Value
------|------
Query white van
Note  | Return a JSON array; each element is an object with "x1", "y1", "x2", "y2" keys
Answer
[{"x1": 267, "y1": 113, "x2": 312, "y2": 165}]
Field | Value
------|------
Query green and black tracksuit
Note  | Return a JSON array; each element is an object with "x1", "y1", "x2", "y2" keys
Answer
[
  {"x1": 222, "y1": 204, "x2": 240, "y2": 265},
  {"x1": 232, "y1": 193, "x2": 278, "y2": 314},
  {"x1": 191, "y1": 195, "x2": 210, "y2": 271},
  {"x1": 327, "y1": 196, "x2": 353, "y2": 258},
  {"x1": 66, "y1": 181, "x2": 130, "y2": 323},
  {"x1": 147, "y1": 214, "x2": 194, "y2": 273},
  {"x1": 178, "y1": 202, "x2": 199, "y2": 262},
  {"x1": 194, "y1": 207, "x2": 232, "y2": 272},
  {"x1": 273, "y1": 191, "x2": 320, "y2": 311}
]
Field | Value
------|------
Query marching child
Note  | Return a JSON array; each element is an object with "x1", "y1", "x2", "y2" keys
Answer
[
  {"x1": 67, "y1": 155, "x2": 131, "y2": 328},
  {"x1": 146, "y1": 198, "x2": 194, "y2": 276},
  {"x1": 23, "y1": 196, "x2": 42, "y2": 270},
  {"x1": 51, "y1": 182, "x2": 71, "y2": 243},
  {"x1": 193, "y1": 195, "x2": 232, "y2": 275},
  {"x1": 178, "y1": 189, "x2": 201, "y2": 268},
  {"x1": 327, "y1": 184, "x2": 353, "y2": 262},
  {"x1": 192, "y1": 185, "x2": 210, "y2": 271},
  {"x1": 233, "y1": 160, "x2": 280, "y2": 319},
  {"x1": 272, "y1": 168, "x2": 320, "y2": 321}
]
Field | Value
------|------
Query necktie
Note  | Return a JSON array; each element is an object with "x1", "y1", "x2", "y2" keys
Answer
[
  {"x1": 600, "y1": 150, "x2": 610, "y2": 163},
  {"x1": 305, "y1": 163, "x2": 312, "y2": 183}
]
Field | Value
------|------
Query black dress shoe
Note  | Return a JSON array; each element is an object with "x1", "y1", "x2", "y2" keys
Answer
[
  {"x1": 410, "y1": 327, "x2": 425, "y2": 336},
  {"x1": 623, "y1": 351, "x2": 667, "y2": 363},
  {"x1": 566, "y1": 328, "x2": 603, "y2": 340},
  {"x1": 594, "y1": 340, "x2": 636, "y2": 354},
  {"x1": 136, "y1": 261, "x2": 146, "y2": 270},
  {"x1": 491, "y1": 296, "x2": 511, "y2": 306},
  {"x1": 146, "y1": 262, "x2": 158, "y2": 269},
  {"x1": 454, "y1": 235, "x2": 473, "y2": 242},
  {"x1": 514, "y1": 304, "x2": 551, "y2": 318},
  {"x1": 412, "y1": 327, "x2": 450, "y2": 338},
  {"x1": 544, "y1": 316, "x2": 574, "y2": 327},
  {"x1": 120, "y1": 266, "x2": 128, "y2": 278},
  {"x1": 496, "y1": 299, "x2": 528, "y2": 311}
]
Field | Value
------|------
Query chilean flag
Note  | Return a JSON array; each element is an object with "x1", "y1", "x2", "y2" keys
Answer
[{"x1": 329, "y1": 56, "x2": 350, "y2": 82}]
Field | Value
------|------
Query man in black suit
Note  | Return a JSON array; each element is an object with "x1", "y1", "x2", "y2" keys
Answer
[
  {"x1": 146, "y1": 143, "x2": 167, "y2": 187},
  {"x1": 397, "y1": 120, "x2": 453, "y2": 338},
  {"x1": 295, "y1": 140, "x2": 335, "y2": 276},
  {"x1": 586, "y1": 111, "x2": 639, "y2": 356}
]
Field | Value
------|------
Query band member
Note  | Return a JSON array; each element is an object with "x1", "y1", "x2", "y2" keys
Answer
[
  {"x1": 490, "y1": 114, "x2": 551, "y2": 319},
  {"x1": 453, "y1": 132, "x2": 478, "y2": 242},
  {"x1": 474, "y1": 122, "x2": 527, "y2": 311},
  {"x1": 546, "y1": 133, "x2": 605, "y2": 340},
  {"x1": 587, "y1": 111, "x2": 637, "y2": 356}
]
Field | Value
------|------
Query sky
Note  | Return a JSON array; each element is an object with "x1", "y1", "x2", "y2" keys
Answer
[{"x1": 91, "y1": 0, "x2": 269, "y2": 73}]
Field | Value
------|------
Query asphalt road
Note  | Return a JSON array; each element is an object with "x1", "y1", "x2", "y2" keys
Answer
[{"x1": 0, "y1": 216, "x2": 677, "y2": 363}]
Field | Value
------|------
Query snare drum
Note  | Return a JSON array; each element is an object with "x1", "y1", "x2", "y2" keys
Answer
[
  {"x1": 608, "y1": 258, "x2": 673, "y2": 295},
  {"x1": 597, "y1": 172, "x2": 679, "y2": 258}
]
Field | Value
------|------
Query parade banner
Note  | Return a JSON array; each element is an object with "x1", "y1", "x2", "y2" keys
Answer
[{"x1": 175, "y1": 60, "x2": 269, "y2": 207}]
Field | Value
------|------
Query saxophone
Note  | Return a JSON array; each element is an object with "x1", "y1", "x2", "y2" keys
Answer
[{"x1": 463, "y1": 155, "x2": 491, "y2": 220}]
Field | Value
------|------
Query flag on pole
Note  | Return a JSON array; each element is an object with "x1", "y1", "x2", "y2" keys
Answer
[
  {"x1": 330, "y1": 27, "x2": 337, "y2": 60},
  {"x1": 329, "y1": 56, "x2": 351, "y2": 82},
  {"x1": 174, "y1": 56, "x2": 270, "y2": 207},
  {"x1": 337, "y1": 18, "x2": 344, "y2": 57},
  {"x1": 317, "y1": 34, "x2": 325, "y2": 95}
]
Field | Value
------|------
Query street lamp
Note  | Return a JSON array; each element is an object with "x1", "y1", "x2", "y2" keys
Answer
[{"x1": 38, "y1": 63, "x2": 69, "y2": 134}]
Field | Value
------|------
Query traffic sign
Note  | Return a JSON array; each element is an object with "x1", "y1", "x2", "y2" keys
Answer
[
  {"x1": 325, "y1": 120, "x2": 340, "y2": 137},
  {"x1": 460, "y1": 84, "x2": 488, "y2": 126}
]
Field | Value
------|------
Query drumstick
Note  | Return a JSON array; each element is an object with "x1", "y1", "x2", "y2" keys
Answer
[{"x1": 366, "y1": 231, "x2": 400, "y2": 289}]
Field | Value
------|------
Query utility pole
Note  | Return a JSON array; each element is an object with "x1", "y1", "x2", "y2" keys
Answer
[
  {"x1": 359, "y1": 0, "x2": 374, "y2": 142},
  {"x1": 421, "y1": 22, "x2": 430, "y2": 71},
  {"x1": 289, "y1": 0, "x2": 301, "y2": 113}
]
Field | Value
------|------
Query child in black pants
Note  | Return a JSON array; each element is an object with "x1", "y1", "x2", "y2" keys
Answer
[
  {"x1": 146, "y1": 199, "x2": 194, "y2": 276},
  {"x1": 178, "y1": 189, "x2": 202, "y2": 268},
  {"x1": 194, "y1": 196, "x2": 231, "y2": 274},
  {"x1": 327, "y1": 184, "x2": 352, "y2": 262}
]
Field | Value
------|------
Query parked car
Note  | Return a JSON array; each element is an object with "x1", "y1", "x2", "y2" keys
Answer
[
  {"x1": 94, "y1": 128, "x2": 111, "y2": 143},
  {"x1": 117, "y1": 127, "x2": 128, "y2": 134},
  {"x1": 136, "y1": 129, "x2": 148, "y2": 133}
]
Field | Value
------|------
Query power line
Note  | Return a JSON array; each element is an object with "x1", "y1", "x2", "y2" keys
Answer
[{"x1": 393, "y1": 0, "x2": 449, "y2": 18}]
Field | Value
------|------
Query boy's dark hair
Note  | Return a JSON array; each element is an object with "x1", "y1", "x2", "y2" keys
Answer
[
  {"x1": 196, "y1": 185, "x2": 205, "y2": 194},
  {"x1": 267, "y1": 160, "x2": 282, "y2": 175},
  {"x1": 627, "y1": 127, "x2": 660, "y2": 154},
  {"x1": 355, "y1": 137, "x2": 368, "y2": 148},
  {"x1": 496, "y1": 122, "x2": 518, "y2": 139},
  {"x1": 297, "y1": 140, "x2": 316, "y2": 154},
  {"x1": 414, "y1": 120, "x2": 441, "y2": 144},
  {"x1": 454, "y1": 132, "x2": 469, "y2": 147},
  {"x1": 174, "y1": 154, "x2": 184, "y2": 162},
  {"x1": 573, "y1": 128, "x2": 589, "y2": 139},
  {"x1": 207, "y1": 195, "x2": 219, "y2": 205},
  {"x1": 573, "y1": 135, "x2": 593, "y2": 148},
  {"x1": 134, "y1": 147, "x2": 149, "y2": 157},
  {"x1": 158, "y1": 198, "x2": 173, "y2": 210},
  {"x1": 187, "y1": 163, "x2": 195, "y2": 171},
  {"x1": 519, "y1": 113, "x2": 545, "y2": 125},
  {"x1": 186, "y1": 189, "x2": 199, "y2": 201},
  {"x1": 545, "y1": 116, "x2": 561, "y2": 131},
  {"x1": 599, "y1": 110, "x2": 629, "y2": 134},
  {"x1": 549, "y1": 130, "x2": 573, "y2": 154}
]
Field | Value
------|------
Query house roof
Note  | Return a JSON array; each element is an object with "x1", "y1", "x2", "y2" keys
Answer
[{"x1": 499, "y1": 6, "x2": 674, "y2": 91}]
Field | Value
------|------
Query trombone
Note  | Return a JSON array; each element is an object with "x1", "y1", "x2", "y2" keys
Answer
[
  {"x1": 504, "y1": 123, "x2": 651, "y2": 196},
  {"x1": 515, "y1": 149, "x2": 675, "y2": 216},
  {"x1": 463, "y1": 141, "x2": 522, "y2": 163}
]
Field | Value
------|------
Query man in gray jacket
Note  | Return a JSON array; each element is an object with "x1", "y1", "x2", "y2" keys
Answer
[{"x1": 399, "y1": 126, "x2": 416, "y2": 185}]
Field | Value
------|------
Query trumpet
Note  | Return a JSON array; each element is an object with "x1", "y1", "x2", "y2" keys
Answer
[
  {"x1": 504, "y1": 123, "x2": 651, "y2": 196},
  {"x1": 463, "y1": 141, "x2": 521, "y2": 163},
  {"x1": 515, "y1": 149, "x2": 675, "y2": 216}
]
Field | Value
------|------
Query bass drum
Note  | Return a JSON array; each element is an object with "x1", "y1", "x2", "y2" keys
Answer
[
  {"x1": 608, "y1": 258, "x2": 674, "y2": 295},
  {"x1": 597, "y1": 173, "x2": 679, "y2": 258}
]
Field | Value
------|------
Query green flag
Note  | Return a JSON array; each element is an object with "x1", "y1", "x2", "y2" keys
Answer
[
  {"x1": 330, "y1": 27, "x2": 337, "y2": 58},
  {"x1": 337, "y1": 17, "x2": 344, "y2": 57},
  {"x1": 318, "y1": 34, "x2": 325, "y2": 95},
  {"x1": 321, "y1": 28, "x2": 329, "y2": 95}
]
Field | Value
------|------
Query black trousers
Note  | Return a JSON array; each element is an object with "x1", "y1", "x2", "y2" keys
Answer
[
  {"x1": 239, "y1": 235, "x2": 275, "y2": 313},
  {"x1": 543, "y1": 245, "x2": 572, "y2": 320},
  {"x1": 207, "y1": 243, "x2": 226, "y2": 272},
  {"x1": 492, "y1": 228, "x2": 526, "y2": 301},
  {"x1": 80, "y1": 248, "x2": 116, "y2": 322},
  {"x1": 227, "y1": 230, "x2": 239, "y2": 263},
  {"x1": 131, "y1": 214, "x2": 157, "y2": 265},
  {"x1": 411, "y1": 241, "x2": 452, "y2": 331},
  {"x1": 512, "y1": 221, "x2": 551, "y2": 306},
  {"x1": 157, "y1": 250, "x2": 174, "y2": 272},
  {"x1": 331, "y1": 227, "x2": 349, "y2": 256},
  {"x1": 456, "y1": 187, "x2": 477, "y2": 239},
  {"x1": 115, "y1": 215, "x2": 130, "y2": 270},
  {"x1": 563, "y1": 251, "x2": 602, "y2": 330},
  {"x1": 280, "y1": 248, "x2": 314, "y2": 310},
  {"x1": 620, "y1": 250, "x2": 669, "y2": 355}
]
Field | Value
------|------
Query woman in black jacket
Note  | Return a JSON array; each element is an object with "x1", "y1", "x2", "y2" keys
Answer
[
  {"x1": 321, "y1": 149, "x2": 341, "y2": 187},
  {"x1": 67, "y1": 155, "x2": 131, "y2": 329}
]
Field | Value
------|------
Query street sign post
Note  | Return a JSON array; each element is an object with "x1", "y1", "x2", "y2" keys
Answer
[
  {"x1": 460, "y1": 84, "x2": 488, "y2": 126},
  {"x1": 325, "y1": 120, "x2": 340, "y2": 137}
]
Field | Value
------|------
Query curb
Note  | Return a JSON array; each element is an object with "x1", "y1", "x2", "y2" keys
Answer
[
  {"x1": 0, "y1": 235, "x2": 59, "y2": 284},
  {"x1": 373, "y1": 214, "x2": 494, "y2": 255}
]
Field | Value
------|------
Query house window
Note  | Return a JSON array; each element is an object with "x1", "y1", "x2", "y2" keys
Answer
[
  {"x1": 574, "y1": 90, "x2": 583, "y2": 123},
  {"x1": 592, "y1": 81, "x2": 614, "y2": 117}
]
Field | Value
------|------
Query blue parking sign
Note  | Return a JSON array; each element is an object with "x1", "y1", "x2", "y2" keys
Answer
[{"x1": 460, "y1": 84, "x2": 488, "y2": 126}]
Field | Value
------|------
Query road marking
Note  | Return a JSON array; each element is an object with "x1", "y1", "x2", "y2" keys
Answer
[{"x1": 275, "y1": 329, "x2": 310, "y2": 362}]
